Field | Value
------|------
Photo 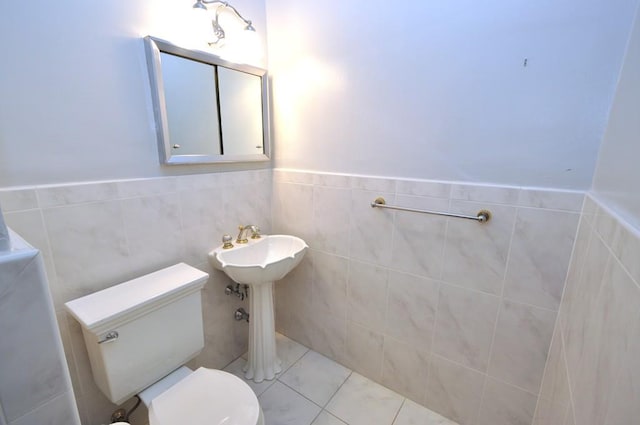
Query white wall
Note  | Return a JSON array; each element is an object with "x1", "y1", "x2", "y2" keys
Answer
[
  {"x1": 0, "y1": 0, "x2": 269, "y2": 187},
  {"x1": 266, "y1": 0, "x2": 639, "y2": 189},
  {"x1": 592, "y1": 3, "x2": 640, "y2": 229}
]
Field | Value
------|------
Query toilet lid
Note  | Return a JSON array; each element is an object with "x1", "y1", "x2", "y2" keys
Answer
[{"x1": 148, "y1": 367, "x2": 260, "y2": 425}]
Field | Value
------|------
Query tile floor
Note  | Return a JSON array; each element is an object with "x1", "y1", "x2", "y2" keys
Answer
[{"x1": 223, "y1": 333, "x2": 459, "y2": 425}]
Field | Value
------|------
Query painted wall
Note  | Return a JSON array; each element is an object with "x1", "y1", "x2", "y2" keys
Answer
[
  {"x1": 592, "y1": 3, "x2": 640, "y2": 228},
  {"x1": 265, "y1": 0, "x2": 639, "y2": 189},
  {"x1": 0, "y1": 0, "x2": 269, "y2": 187},
  {"x1": 273, "y1": 169, "x2": 582, "y2": 425}
]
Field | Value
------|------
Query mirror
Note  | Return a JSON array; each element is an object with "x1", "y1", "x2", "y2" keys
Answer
[{"x1": 144, "y1": 36, "x2": 270, "y2": 164}]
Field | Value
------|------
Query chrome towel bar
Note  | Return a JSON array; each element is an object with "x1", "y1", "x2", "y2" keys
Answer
[{"x1": 370, "y1": 197, "x2": 491, "y2": 223}]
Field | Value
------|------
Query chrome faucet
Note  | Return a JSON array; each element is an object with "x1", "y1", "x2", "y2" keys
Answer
[{"x1": 236, "y1": 224, "x2": 260, "y2": 244}]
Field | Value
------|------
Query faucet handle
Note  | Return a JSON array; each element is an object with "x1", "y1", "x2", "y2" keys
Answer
[
  {"x1": 250, "y1": 226, "x2": 261, "y2": 239},
  {"x1": 222, "y1": 234, "x2": 234, "y2": 249}
]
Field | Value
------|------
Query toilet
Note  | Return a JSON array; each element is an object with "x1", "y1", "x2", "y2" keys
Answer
[{"x1": 65, "y1": 263, "x2": 264, "y2": 425}]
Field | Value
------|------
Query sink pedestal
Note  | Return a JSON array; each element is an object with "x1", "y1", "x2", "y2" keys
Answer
[
  {"x1": 208, "y1": 234, "x2": 308, "y2": 383},
  {"x1": 242, "y1": 281, "x2": 282, "y2": 382}
]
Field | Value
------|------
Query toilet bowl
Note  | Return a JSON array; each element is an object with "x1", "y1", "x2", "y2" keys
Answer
[{"x1": 64, "y1": 264, "x2": 264, "y2": 425}]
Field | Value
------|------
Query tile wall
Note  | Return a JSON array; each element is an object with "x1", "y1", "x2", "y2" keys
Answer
[
  {"x1": 0, "y1": 231, "x2": 80, "y2": 425},
  {"x1": 534, "y1": 195, "x2": 640, "y2": 425},
  {"x1": 272, "y1": 169, "x2": 584, "y2": 425},
  {"x1": 0, "y1": 169, "x2": 272, "y2": 425}
]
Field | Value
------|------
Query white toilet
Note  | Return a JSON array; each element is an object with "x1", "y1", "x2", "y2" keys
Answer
[{"x1": 65, "y1": 263, "x2": 264, "y2": 425}]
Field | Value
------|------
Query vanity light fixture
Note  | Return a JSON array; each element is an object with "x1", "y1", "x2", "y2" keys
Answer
[{"x1": 192, "y1": 0, "x2": 256, "y2": 46}]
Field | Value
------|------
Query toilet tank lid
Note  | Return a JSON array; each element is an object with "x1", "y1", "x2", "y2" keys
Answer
[{"x1": 64, "y1": 263, "x2": 208, "y2": 332}]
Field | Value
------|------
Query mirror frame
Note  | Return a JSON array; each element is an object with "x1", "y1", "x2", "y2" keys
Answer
[{"x1": 144, "y1": 36, "x2": 271, "y2": 165}]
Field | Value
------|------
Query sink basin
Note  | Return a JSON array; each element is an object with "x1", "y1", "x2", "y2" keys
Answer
[
  {"x1": 209, "y1": 235, "x2": 308, "y2": 284},
  {"x1": 208, "y1": 234, "x2": 308, "y2": 383}
]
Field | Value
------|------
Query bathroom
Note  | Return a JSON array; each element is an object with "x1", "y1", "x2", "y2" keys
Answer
[{"x1": 1, "y1": 0, "x2": 639, "y2": 424}]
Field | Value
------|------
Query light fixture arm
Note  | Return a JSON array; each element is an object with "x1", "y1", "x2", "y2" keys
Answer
[{"x1": 193, "y1": 0, "x2": 255, "y2": 45}]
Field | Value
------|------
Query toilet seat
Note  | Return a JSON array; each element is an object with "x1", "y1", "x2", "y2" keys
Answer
[{"x1": 148, "y1": 367, "x2": 261, "y2": 425}]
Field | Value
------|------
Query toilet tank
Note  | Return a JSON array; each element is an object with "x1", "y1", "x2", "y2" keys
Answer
[{"x1": 65, "y1": 263, "x2": 209, "y2": 405}]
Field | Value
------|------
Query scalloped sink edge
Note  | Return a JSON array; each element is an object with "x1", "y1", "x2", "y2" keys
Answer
[{"x1": 208, "y1": 235, "x2": 308, "y2": 284}]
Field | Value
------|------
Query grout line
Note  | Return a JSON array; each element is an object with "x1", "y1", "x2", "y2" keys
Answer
[{"x1": 390, "y1": 398, "x2": 407, "y2": 425}]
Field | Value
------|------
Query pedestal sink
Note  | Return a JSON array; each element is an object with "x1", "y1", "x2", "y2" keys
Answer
[{"x1": 208, "y1": 235, "x2": 307, "y2": 382}]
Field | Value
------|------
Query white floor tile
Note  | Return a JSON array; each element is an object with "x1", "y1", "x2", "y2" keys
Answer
[
  {"x1": 276, "y1": 333, "x2": 310, "y2": 371},
  {"x1": 325, "y1": 373, "x2": 404, "y2": 425},
  {"x1": 393, "y1": 399, "x2": 460, "y2": 425},
  {"x1": 280, "y1": 350, "x2": 352, "y2": 406},
  {"x1": 223, "y1": 357, "x2": 276, "y2": 396},
  {"x1": 259, "y1": 381, "x2": 322, "y2": 425},
  {"x1": 312, "y1": 411, "x2": 348, "y2": 425}
]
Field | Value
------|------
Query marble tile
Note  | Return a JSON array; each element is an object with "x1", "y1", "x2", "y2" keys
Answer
[
  {"x1": 42, "y1": 201, "x2": 132, "y2": 302},
  {"x1": 564, "y1": 405, "x2": 576, "y2": 425},
  {"x1": 348, "y1": 260, "x2": 388, "y2": 330},
  {"x1": 120, "y1": 193, "x2": 186, "y2": 275},
  {"x1": 571, "y1": 258, "x2": 640, "y2": 425},
  {"x1": 537, "y1": 326, "x2": 570, "y2": 406},
  {"x1": 313, "y1": 173, "x2": 352, "y2": 188},
  {"x1": 487, "y1": 300, "x2": 556, "y2": 394},
  {"x1": 0, "y1": 188, "x2": 38, "y2": 211},
  {"x1": 562, "y1": 232, "x2": 610, "y2": 376},
  {"x1": 381, "y1": 337, "x2": 429, "y2": 403},
  {"x1": 276, "y1": 169, "x2": 314, "y2": 185},
  {"x1": 558, "y1": 216, "x2": 592, "y2": 331},
  {"x1": 309, "y1": 305, "x2": 347, "y2": 362},
  {"x1": 326, "y1": 373, "x2": 404, "y2": 425},
  {"x1": 539, "y1": 348, "x2": 563, "y2": 394},
  {"x1": 395, "y1": 180, "x2": 451, "y2": 199},
  {"x1": 116, "y1": 177, "x2": 178, "y2": 198},
  {"x1": 602, "y1": 312, "x2": 640, "y2": 425},
  {"x1": 424, "y1": 355, "x2": 484, "y2": 425},
  {"x1": 441, "y1": 202, "x2": 516, "y2": 295},
  {"x1": 312, "y1": 411, "x2": 348, "y2": 425},
  {"x1": 0, "y1": 251, "x2": 68, "y2": 422},
  {"x1": 225, "y1": 183, "x2": 272, "y2": 232},
  {"x1": 615, "y1": 223, "x2": 640, "y2": 286},
  {"x1": 9, "y1": 391, "x2": 80, "y2": 425},
  {"x1": 4, "y1": 209, "x2": 59, "y2": 306},
  {"x1": 284, "y1": 300, "x2": 316, "y2": 349},
  {"x1": 476, "y1": 378, "x2": 537, "y2": 425},
  {"x1": 176, "y1": 188, "x2": 220, "y2": 232},
  {"x1": 272, "y1": 182, "x2": 314, "y2": 243},
  {"x1": 350, "y1": 176, "x2": 396, "y2": 193},
  {"x1": 276, "y1": 333, "x2": 311, "y2": 372},
  {"x1": 175, "y1": 172, "x2": 224, "y2": 191},
  {"x1": 503, "y1": 209, "x2": 579, "y2": 310},
  {"x1": 279, "y1": 350, "x2": 351, "y2": 406},
  {"x1": 37, "y1": 182, "x2": 118, "y2": 207},
  {"x1": 517, "y1": 189, "x2": 584, "y2": 212},
  {"x1": 344, "y1": 322, "x2": 384, "y2": 381},
  {"x1": 593, "y1": 204, "x2": 624, "y2": 249},
  {"x1": 348, "y1": 190, "x2": 395, "y2": 266},
  {"x1": 532, "y1": 397, "x2": 569, "y2": 425},
  {"x1": 312, "y1": 186, "x2": 352, "y2": 256},
  {"x1": 223, "y1": 357, "x2": 276, "y2": 396},
  {"x1": 390, "y1": 196, "x2": 448, "y2": 278},
  {"x1": 450, "y1": 184, "x2": 519, "y2": 205},
  {"x1": 385, "y1": 270, "x2": 439, "y2": 352},
  {"x1": 312, "y1": 251, "x2": 349, "y2": 318},
  {"x1": 394, "y1": 398, "x2": 459, "y2": 425},
  {"x1": 432, "y1": 284, "x2": 500, "y2": 372},
  {"x1": 259, "y1": 381, "x2": 322, "y2": 425}
]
